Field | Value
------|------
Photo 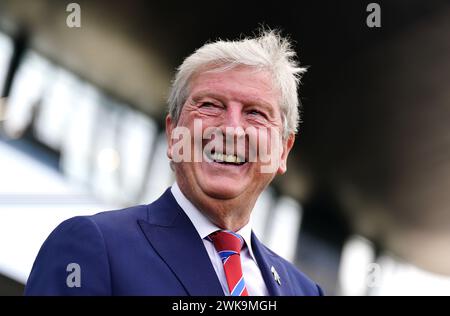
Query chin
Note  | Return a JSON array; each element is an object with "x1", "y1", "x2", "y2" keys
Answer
[{"x1": 200, "y1": 178, "x2": 246, "y2": 200}]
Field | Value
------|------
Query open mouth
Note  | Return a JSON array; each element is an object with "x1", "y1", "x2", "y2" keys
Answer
[{"x1": 205, "y1": 151, "x2": 247, "y2": 166}]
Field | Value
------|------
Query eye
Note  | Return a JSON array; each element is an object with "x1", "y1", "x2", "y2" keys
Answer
[
  {"x1": 199, "y1": 101, "x2": 224, "y2": 109},
  {"x1": 248, "y1": 109, "x2": 268, "y2": 119},
  {"x1": 196, "y1": 101, "x2": 224, "y2": 115}
]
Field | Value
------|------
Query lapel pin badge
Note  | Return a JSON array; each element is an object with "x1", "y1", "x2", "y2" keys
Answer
[{"x1": 271, "y1": 266, "x2": 281, "y2": 285}]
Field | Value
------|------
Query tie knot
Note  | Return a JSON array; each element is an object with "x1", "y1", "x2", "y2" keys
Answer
[{"x1": 208, "y1": 230, "x2": 244, "y2": 254}]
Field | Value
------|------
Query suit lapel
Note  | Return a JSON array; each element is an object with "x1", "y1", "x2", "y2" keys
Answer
[
  {"x1": 138, "y1": 189, "x2": 224, "y2": 296},
  {"x1": 251, "y1": 232, "x2": 294, "y2": 296}
]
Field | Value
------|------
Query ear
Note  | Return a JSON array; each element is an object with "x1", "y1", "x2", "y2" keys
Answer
[
  {"x1": 277, "y1": 133, "x2": 295, "y2": 175},
  {"x1": 165, "y1": 115, "x2": 175, "y2": 160}
]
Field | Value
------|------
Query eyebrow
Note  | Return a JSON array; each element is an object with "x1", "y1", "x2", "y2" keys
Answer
[{"x1": 191, "y1": 90, "x2": 277, "y2": 116}]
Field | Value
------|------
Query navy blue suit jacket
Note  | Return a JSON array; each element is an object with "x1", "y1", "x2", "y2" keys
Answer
[{"x1": 25, "y1": 189, "x2": 323, "y2": 295}]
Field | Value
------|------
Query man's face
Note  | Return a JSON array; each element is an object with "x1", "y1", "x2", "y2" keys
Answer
[{"x1": 166, "y1": 66, "x2": 295, "y2": 207}]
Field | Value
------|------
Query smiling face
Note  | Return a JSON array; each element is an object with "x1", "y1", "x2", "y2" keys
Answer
[{"x1": 166, "y1": 66, "x2": 295, "y2": 229}]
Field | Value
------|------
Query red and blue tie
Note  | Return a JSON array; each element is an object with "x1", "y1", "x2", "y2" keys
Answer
[{"x1": 208, "y1": 230, "x2": 249, "y2": 296}]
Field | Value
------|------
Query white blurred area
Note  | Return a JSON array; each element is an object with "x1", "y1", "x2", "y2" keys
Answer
[
  {"x1": 3, "y1": 51, "x2": 54, "y2": 138},
  {"x1": 338, "y1": 235, "x2": 450, "y2": 296},
  {"x1": 0, "y1": 35, "x2": 303, "y2": 286},
  {"x1": 338, "y1": 235, "x2": 376, "y2": 295},
  {"x1": 0, "y1": 140, "x2": 116, "y2": 282},
  {"x1": 370, "y1": 255, "x2": 450, "y2": 296}
]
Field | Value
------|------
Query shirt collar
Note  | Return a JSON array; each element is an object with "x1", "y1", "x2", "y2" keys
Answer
[{"x1": 171, "y1": 182, "x2": 256, "y2": 260}]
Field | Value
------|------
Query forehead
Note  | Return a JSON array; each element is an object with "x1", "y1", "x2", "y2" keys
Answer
[{"x1": 188, "y1": 66, "x2": 280, "y2": 108}]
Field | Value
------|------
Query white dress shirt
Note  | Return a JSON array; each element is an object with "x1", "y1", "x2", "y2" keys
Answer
[{"x1": 171, "y1": 182, "x2": 269, "y2": 296}]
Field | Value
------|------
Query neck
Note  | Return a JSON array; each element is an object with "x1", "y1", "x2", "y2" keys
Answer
[
  {"x1": 176, "y1": 181, "x2": 256, "y2": 232},
  {"x1": 196, "y1": 198, "x2": 252, "y2": 231}
]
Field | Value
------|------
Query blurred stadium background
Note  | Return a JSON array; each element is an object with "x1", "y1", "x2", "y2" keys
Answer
[{"x1": 1, "y1": 0, "x2": 450, "y2": 295}]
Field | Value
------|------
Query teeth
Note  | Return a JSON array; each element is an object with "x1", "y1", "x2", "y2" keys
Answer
[
  {"x1": 209, "y1": 152, "x2": 244, "y2": 164},
  {"x1": 225, "y1": 154, "x2": 236, "y2": 163}
]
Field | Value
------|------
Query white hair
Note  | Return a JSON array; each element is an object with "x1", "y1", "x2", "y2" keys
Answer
[{"x1": 167, "y1": 30, "x2": 307, "y2": 136}]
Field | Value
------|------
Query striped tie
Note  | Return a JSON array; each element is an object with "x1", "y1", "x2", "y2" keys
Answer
[{"x1": 208, "y1": 230, "x2": 249, "y2": 296}]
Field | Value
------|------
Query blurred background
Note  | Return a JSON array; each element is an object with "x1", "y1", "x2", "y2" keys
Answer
[{"x1": 1, "y1": 0, "x2": 450, "y2": 295}]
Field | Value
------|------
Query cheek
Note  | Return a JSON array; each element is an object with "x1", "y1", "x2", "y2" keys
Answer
[
  {"x1": 196, "y1": 115, "x2": 224, "y2": 128},
  {"x1": 254, "y1": 128, "x2": 281, "y2": 153}
]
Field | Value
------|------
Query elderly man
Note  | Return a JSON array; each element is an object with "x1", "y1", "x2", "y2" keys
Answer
[{"x1": 25, "y1": 30, "x2": 323, "y2": 296}]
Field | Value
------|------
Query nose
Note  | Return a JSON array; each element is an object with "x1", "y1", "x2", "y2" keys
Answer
[
  {"x1": 221, "y1": 103, "x2": 245, "y2": 132},
  {"x1": 220, "y1": 104, "x2": 246, "y2": 153}
]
